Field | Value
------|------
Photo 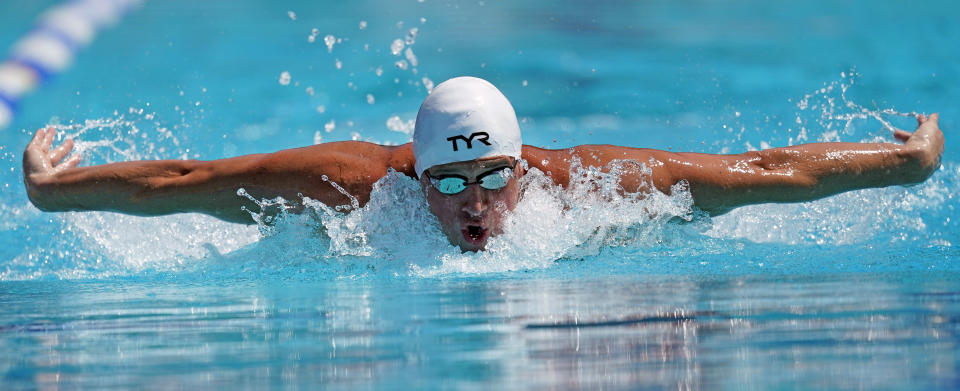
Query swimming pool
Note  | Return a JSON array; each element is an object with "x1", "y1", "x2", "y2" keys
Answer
[{"x1": 1, "y1": 0, "x2": 958, "y2": 389}]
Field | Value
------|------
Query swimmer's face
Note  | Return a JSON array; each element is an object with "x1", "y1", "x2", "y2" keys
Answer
[{"x1": 420, "y1": 156, "x2": 523, "y2": 252}]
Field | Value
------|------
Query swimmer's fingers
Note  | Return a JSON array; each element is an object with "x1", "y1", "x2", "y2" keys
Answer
[
  {"x1": 27, "y1": 127, "x2": 53, "y2": 154},
  {"x1": 898, "y1": 113, "x2": 942, "y2": 144},
  {"x1": 58, "y1": 153, "x2": 82, "y2": 171},
  {"x1": 913, "y1": 113, "x2": 942, "y2": 140},
  {"x1": 907, "y1": 113, "x2": 945, "y2": 174},
  {"x1": 49, "y1": 137, "x2": 74, "y2": 165},
  {"x1": 41, "y1": 127, "x2": 56, "y2": 151},
  {"x1": 894, "y1": 129, "x2": 912, "y2": 143},
  {"x1": 28, "y1": 127, "x2": 47, "y2": 149},
  {"x1": 24, "y1": 128, "x2": 54, "y2": 174}
]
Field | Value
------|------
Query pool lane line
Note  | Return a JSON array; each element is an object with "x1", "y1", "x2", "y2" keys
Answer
[{"x1": 0, "y1": 0, "x2": 143, "y2": 130}]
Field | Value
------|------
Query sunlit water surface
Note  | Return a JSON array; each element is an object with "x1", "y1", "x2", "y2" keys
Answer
[{"x1": 1, "y1": 0, "x2": 958, "y2": 389}]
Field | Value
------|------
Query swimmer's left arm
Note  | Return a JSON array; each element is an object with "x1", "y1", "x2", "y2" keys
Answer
[
  {"x1": 534, "y1": 113, "x2": 944, "y2": 215},
  {"x1": 658, "y1": 113, "x2": 944, "y2": 215}
]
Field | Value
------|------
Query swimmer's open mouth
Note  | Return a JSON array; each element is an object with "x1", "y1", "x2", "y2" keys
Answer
[{"x1": 462, "y1": 225, "x2": 488, "y2": 244}]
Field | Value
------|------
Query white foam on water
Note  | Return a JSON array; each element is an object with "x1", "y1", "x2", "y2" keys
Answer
[
  {"x1": 708, "y1": 171, "x2": 950, "y2": 245},
  {"x1": 228, "y1": 159, "x2": 696, "y2": 278},
  {"x1": 413, "y1": 162, "x2": 695, "y2": 276},
  {"x1": 64, "y1": 212, "x2": 258, "y2": 273}
]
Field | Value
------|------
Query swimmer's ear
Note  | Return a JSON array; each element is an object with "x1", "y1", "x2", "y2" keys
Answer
[
  {"x1": 418, "y1": 174, "x2": 431, "y2": 192},
  {"x1": 516, "y1": 158, "x2": 528, "y2": 176}
]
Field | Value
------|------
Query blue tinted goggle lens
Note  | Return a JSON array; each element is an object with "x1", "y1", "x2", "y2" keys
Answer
[{"x1": 430, "y1": 167, "x2": 513, "y2": 195}]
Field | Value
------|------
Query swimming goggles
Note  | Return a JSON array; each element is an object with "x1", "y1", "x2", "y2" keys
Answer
[{"x1": 425, "y1": 162, "x2": 516, "y2": 195}]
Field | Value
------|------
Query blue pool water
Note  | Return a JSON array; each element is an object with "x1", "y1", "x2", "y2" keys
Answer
[{"x1": 1, "y1": 0, "x2": 959, "y2": 389}]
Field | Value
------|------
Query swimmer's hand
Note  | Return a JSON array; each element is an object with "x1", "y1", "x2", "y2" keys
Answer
[
  {"x1": 23, "y1": 127, "x2": 82, "y2": 210},
  {"x1": 893, "y1": 113, "x2": 944, "y2": 182}
]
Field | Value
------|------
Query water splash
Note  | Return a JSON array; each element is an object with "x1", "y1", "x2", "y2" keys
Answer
[
  {"x1": 414, "y1": 162, "x2": 696, "y2": 276},
  {"x1": 793, "y1": 70, "x2": 920, "y2": 144},
  {"x1": 712, "y1": 70, "x2": 949, "y2": 247},
  {"x1": 218, "y1": 158, "x2": 696, "y2": 278},
  {"x1": 3, "y1": 111, "x2": 256, "y2": 281},
  {"x1": 708, "y1": 169, "x2": 951, "y2": 246}
]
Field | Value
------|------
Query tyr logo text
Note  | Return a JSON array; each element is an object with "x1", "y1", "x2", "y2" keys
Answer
[{"x1": 446, "y1": 132, "x2": 491, "y2": 151}]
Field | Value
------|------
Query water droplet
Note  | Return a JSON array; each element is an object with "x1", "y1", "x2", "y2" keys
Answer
[
  {"x1": 422, "y1": 77, "x2": 434, "y2": 92},
  {"x1": 287, "y1": 11, "x2": 296, "y2": 20},
  {"x1": 278, "y1": 71, "x2": 291, "y2": 86},
  {"x1": 522, "y1": 80, "x2": 528, "y2": 87},
  {"x1": 405, "y1": 28, "x2": 419, "y2": 45},
  {"x1": 420, "y1": 17, "x2": 427, "y2": 24},
  {"x1": 308, "y1": 28, "x2": 319, "y2": 43},
  {"x1": 313, "y1": 131, "x2": 323, "y2": 144},
  {"x1": 316, "y1": 105, "x2": 325, "y2": 114},
  {"x1": 335, "y1": 59, "x2": 342, "y2": 69},
  {"x1": 386, "y1": 115, "x2": 415, "y2": 135},
  {"x1": 395, "y1": 60, "x2": 408, "y2": 70},
  {"x1": 305, "y1": 86, "x2": 315, "y2": 96},
  {"x1": 324, "y1": 35, "x2": 336, "y2": 52},
  {"x1": 324, "y1": 119, "x2": 335, "y2": 132},
  {"x1": 404, "y1": 47, "x2": 418, "y2": 67},
  {"x1": 375, "y1": 66, "x2": 383, "y2": 76},
  {"x1": 366, "y1": 94, "x2": 375, "y2": 104},
  {"x1": 358, "y1": 20, "x2": 367, "y2": 30},
  {"x1": 390, "y1": 39, "x2": 405, "y2": 56}
]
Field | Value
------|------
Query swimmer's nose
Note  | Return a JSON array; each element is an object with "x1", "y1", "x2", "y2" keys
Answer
[{"x1": 461, "y1": 183, "x2": 486, "y2": 217}]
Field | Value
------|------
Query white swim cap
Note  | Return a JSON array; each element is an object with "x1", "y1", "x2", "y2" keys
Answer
[{"x1": 413, "y1": 76, "x2": 522, "y2": 176}]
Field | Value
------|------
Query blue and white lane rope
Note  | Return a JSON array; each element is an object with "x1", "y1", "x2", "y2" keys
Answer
[{"x1": 0, "y1": 0, "x2": 142, "y2": 130}]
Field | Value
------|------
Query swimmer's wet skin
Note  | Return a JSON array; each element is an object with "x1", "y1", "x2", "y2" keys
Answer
[{"x1": 22, "y1": 76, "x2": 945, "y2": 252}]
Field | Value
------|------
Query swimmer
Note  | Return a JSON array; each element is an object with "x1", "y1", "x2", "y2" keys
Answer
[{"x1": 22, "y1": 77, "x2": 945, "y2": 251}]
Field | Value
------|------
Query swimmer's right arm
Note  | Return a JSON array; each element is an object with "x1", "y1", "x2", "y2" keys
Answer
[{"x1": 22, "y1": 127, "x2": 415, "y2": 224}]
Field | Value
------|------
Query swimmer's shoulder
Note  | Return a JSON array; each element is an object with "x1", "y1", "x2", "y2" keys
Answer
[
  {"x1": 522, "y1": 145, "x2": 571, "y2": 186},
  {"x1": 522, "y1": 144, "x2": 617, "y2": 168},
  {"x1": 263, "y1": 141, "x2": 416, "y2": 179},
  {"x1": 385, "y1": 143, "x2": 416, "y2": 177},
  {"x1": 521, "y1": 144, "x2": 665, "y2": 187},
  {"x1": 316, "y1": 141, "x2": 416, "y2": 178}
]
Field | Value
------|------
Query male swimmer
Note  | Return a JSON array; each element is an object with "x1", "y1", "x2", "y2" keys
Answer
[{"x1": 23, "y1": 77, "x2": 945, "y2": 251}]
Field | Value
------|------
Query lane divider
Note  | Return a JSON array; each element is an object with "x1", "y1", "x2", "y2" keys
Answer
[{"x1": 0, "y1": 0, "x2": 142, "y2": 130}]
